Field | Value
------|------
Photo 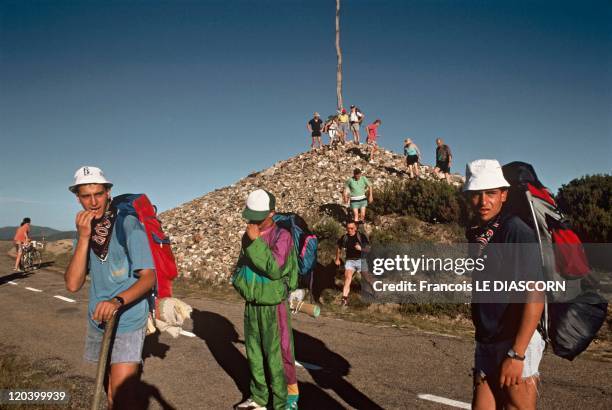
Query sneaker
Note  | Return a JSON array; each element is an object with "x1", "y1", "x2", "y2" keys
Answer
[
  {"x1": 340, "y1": 296, "x2": 348, "y2": 307},
  {"x1": 236, "y1": 398, "x2": 266, "y2": 410}
]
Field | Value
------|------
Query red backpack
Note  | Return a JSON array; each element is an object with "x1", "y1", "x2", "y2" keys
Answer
[
  {"x1": 502, "y1": 162, "x2": 607, "y2": 360},
  {"x1": 112, "y1": 194, "x2": 178, "y2": 314},
  {"x1": 502, "y1": 162, "x2": 590, "y2": 281}
]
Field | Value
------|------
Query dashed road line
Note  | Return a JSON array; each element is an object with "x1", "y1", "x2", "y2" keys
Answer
[
  {"x1": 25, "y1": 287, "x2": 43, "y2": 292},
  {"x1": 179, "y1": 330, "x2": 196, "y2": 338},
  {"x1": 417, "y1": 394, "x2": 470, "y2": 409},
  {"x1": 295, "y1": 361, "x2": 323, "y2": 370},
  {"x1": 8, "y1": 281, "x2": 18, "y2": 285},
  {"x1": 54, "y1": 295, "x2": 76, "y2": 303}
]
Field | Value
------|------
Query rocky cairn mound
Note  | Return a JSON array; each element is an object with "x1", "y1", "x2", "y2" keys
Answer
[{"x1": 159, "y1": 146, "x2": 464, "y2": 282}]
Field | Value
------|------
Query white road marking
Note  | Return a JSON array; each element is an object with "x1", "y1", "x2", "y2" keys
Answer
[
  {"x1": 417, "y1": 394, "x2": 470, "y2": 409},
  {"x1": 25, "y1": 287, "x2": 43, "y2": 292},
  {"x1": 295, "y1": 361, "x2": 323, "y2": 370},
  {"x1": 8, "y1": 281, "x2": 18, "y2": 285},
  {"x1": 179, "y1": 330, "x2": 196, "y2": 338},
  {"x1": 54, "y1": 295, "x2": 76, "y2": 303}
]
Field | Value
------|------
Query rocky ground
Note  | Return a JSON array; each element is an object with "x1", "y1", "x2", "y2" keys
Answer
[{"x1": 159, "y1": 145, "x2": 464, "y2": 282}]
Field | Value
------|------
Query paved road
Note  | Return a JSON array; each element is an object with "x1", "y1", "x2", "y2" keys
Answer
[{"x1": 1, "y1": 254, "x2": 610, "y2": 409}]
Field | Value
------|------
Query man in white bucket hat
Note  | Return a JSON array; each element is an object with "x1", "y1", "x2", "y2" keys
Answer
[
  {"x1": 464, "y1": 159, "x2": 544, "y2": 410},
  {"x1": 64, "y1": 166, "x2": 155, "y2": 408}
]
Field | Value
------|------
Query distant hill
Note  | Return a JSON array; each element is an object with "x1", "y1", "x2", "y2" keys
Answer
[{"x1": 0, "y1": 226, "x2": 76, "y2": 241}]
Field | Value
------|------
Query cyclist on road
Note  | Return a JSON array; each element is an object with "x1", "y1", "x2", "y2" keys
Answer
[{"x1": 13, "y1": 217, "x2": 31, "y2": 271}]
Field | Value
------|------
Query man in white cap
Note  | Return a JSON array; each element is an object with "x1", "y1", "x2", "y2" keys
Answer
[
  {"x1": 64, "y1": 166, "x2": 156, "y2": 408},
  {"x1": 464, "y1": 159, "x2": 544, "y2": 410},
  {"x1": 234, "y1": 189, "x2": 299, "y2": 410},
  {"x1": 307, "y1": 112, "x2": 324, "y2": 151}
]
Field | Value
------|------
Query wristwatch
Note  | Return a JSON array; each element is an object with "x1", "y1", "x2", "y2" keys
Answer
[
  {"x1": 113, "y1": 296, "x2": 125, "y2": 306},
  {"x1": 506, "y1": 348, "x2": 525, "y2": 361}
]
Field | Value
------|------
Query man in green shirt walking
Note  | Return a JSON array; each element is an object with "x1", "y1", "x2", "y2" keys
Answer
[{"x1": 344, "y1": 168, "x2": 373, "y2": 223}]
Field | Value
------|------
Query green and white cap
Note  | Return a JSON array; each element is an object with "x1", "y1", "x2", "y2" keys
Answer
[{"x1": 242, "y1": 189, "x2": 276, "y2": 221}]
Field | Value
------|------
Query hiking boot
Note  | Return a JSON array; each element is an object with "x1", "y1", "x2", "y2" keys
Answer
[
  {"x1": 236, "y1": 398, "x2": 266, "y2": 410},
  {"x1": 340, "y1": 296, "x2": 349, "y2": 307}
]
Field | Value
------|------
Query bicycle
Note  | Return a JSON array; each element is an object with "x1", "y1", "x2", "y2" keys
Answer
[{"x1": 19, "y1": 242, "x2": 42, "y2": 272}]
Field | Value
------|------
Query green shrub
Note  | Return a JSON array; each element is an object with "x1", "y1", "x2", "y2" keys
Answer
[
  {"x1": 313, "y1": 217, "x2": 344, "y2": 261},
  {"x1": 369, "y1": 216, "x2": 425, "y2": 245},
  {"x1": 312, "y1": 217, "x2": 343, "y2": 241},
  {"x1": 556, "y1": 174, "x2": 611, "y2": 243},
  {"x1": 369, "y1": 179, "x2": 467, "y2": 224}
]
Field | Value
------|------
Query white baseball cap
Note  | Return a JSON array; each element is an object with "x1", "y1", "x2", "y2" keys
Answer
[
  {"x1": 463, "y1": 159, "x2": 510, "y2": 192},
  {"x1": 242, "y1": 189, "x2": 276, "y2": 221},
  {"x1": 69, "y1": 166, "x2": 113, "y2": 193}
]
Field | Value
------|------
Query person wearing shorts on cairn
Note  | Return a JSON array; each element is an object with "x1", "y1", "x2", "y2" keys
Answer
[
  {"x1": 434, "y1": 138, "x2": 453, "y2": 183},
  {"x1": 64, "y1": 166, "x2": 156, "y2": 409},
  {"x1": 13, "y1": 217, "x2": 31, "y2": 271},
  {"x1": 335, "y1": 221, "x2": 370, "y2": 307},
  {"x1": 307, "y1": 112, "x2": 323, "y2": 151},
  {"x1": 349, "y1": 105, "x2": 364, "y2": 144},
  {"x1": 464, "y1": 159, "x2": 545, "y2": 410},
  {"x1": 337, "y1": 108, "x2": 350, "y2": 144},
  {"x1": 403, "y1": 138, "x2": 421, "y2": 179},
  {"x1": 344, "y1": 168, "x2": 372, "y2": 224},
  {"x1": 324, "y1": 115, "x2": 339, "y2": 147},
  {"x1": 366, "y1": 119, "x2": 382, "y2": 162}
]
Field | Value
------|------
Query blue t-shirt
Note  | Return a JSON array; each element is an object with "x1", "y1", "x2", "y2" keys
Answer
[{"x1": 85, "y1": 215, "x2": 155, "y2": 334}]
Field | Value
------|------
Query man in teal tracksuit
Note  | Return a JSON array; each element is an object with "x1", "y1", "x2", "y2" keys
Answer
[{"x1": 234, "y1": 189, "x2": 299, "y2": 410}]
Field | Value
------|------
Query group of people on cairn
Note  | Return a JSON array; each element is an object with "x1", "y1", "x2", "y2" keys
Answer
[
  {"x1": 307, "y1": 106, "x2": 382, "y2": 160},
  {"x1": 308, "y1": 110, "x2": 454, "y2": 182}
]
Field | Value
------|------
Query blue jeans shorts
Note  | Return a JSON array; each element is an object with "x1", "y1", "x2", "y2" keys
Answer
[
  {"x1": 345, "y1": 259, "x2": 367, "y2": 273},
  {"x1": 474, "y1": 330, "x2": 545, "y2": 381},
  {"x1": 84, "y1": 323, "x2": 146, "y2": 364}
]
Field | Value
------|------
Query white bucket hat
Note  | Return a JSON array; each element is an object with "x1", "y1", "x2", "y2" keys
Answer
[
  {"x1": 69, "y1": 166, "x2": 113, "y2": 193},
  {"x1": 463, "y1": 159, "x2": 510, "y2": 191}
]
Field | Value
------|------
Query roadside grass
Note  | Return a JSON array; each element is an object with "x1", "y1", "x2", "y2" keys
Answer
[{"x1": 0, "y1": 344, "x2": 93, "y2": 409}]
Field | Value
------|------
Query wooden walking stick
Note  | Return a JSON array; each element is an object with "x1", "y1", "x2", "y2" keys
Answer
[{"x1": 91, "y1": 312, "x2": 118, "y2": 410}]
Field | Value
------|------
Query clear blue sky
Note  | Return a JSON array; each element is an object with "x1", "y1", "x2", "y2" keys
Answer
[{"x1": 1, "y1": 0, "x2": 610, "y2": 230}]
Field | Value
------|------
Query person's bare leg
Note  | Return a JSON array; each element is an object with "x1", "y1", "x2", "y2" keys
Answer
[
  {"x1": 360, "y1": 207, "x2": 366, "y2": 222},
  {"x1": 352, "y1": 208, "x2": 359, "y2": 222},
  {"x1": 355, "y1": 129, "x2": 360, "y2": 144},
  {"x1": 107, "y1": 362, "x2": 140, "y2": 409},
  {"x1": 318, "y1": 136, "x2": 322, "y2": 149},
  {"x1": 504, "y1": 377, "x2": 538, "y2": 410},
  {"x1": 14, "y1": 246, "x2": 22, "y2": 270},
  {"x1": 343, "y1": 269, "x2": 354, "y2": 297},
  {"x1": 472, "y1": 376, "x2": 498, "y2": 410},
  {"x1": 414, "y1": 164, "x2": 420, "y2": 177}
]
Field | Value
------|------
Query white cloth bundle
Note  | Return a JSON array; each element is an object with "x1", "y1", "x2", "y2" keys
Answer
[{"x1": 146, "y1": 297, "x2": 193, "y2": 338}]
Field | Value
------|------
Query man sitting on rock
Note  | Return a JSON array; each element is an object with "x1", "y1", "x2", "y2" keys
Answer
[
  {"x1": 344, "y1": 168, "x2": 373, "y2": 224},
  {"x1": 234, "y1": 189, "x2": 299, "y2": 410}
]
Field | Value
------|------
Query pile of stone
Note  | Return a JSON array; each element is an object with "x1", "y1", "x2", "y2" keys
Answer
[{"x1": 159, "y1": 145, "x2": 464, "y2": 282}]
